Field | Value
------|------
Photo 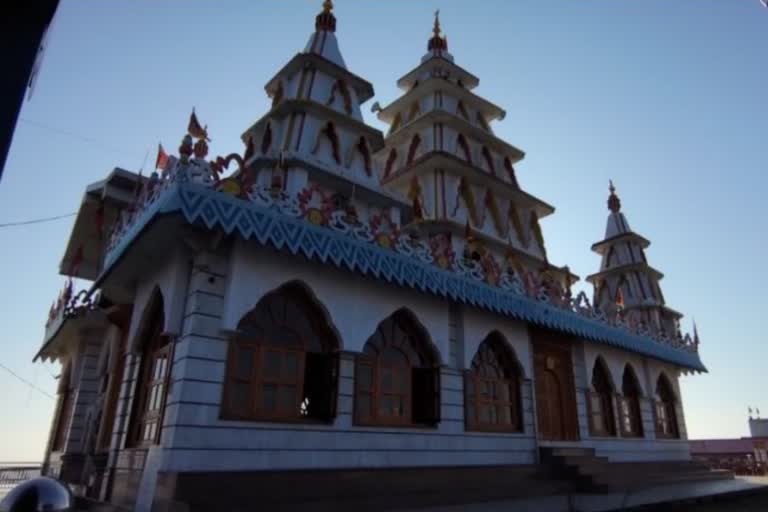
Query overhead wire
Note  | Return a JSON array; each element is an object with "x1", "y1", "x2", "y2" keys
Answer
[
  {"x1": 0, "y1": 362, "x2": 55, "y2": 400},
  {"x1": 0, "y1": 212, "x2": 76, "y2": 228}
]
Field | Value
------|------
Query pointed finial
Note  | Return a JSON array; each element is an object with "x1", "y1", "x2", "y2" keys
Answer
[
  {"x1": 693, "y1": 319, "x2": 700, "y2": 346},
  {"x1": 316, "y1": 0, "x2": 337, "y2": 32},
  {"x1": 428, "y1": 9, "x2": 448, "y2": 53},
  {"x1": 607, "y1": 179, "x2": 621, "y2": 213}
]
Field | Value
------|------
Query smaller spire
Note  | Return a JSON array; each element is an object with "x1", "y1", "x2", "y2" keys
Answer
[
  {"x1": 316, "y1": 0, "x2": 336, "y2": 32},
  {"x1": 693, "y1": 319, "x2": 700, "y2": 347},
  {"x1": 607, "y1": 179, "x2": 622, "y2": 213},
  {"x1": 428, "y1": 9, "x2": 448, "y2": 53}
]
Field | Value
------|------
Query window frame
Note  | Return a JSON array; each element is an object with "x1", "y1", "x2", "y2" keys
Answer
[
  {"x1": 464, "y1": 339, "x2": 523, "y2": 433},
  {"x1": 220, "y1": 286, "x2": 340, "y2": 424},
  {"x1": 353, "y1": 312, "x2": 440, "y2": 428},
  {"x1": 618, "y1": 368, "x2": 644, "y2": 438},
  {"x1": 127, "y1": 333, "x2": 172, "y2": 448},
  {"x1": 587, "y1": 361, "x2": 617, "y2": 438},
  {"x1": 654, "y1": 375, "x2": 680, "y2": 439}
]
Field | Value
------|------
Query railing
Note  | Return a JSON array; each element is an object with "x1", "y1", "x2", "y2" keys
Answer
[
  {"x1": 0, "y1": 463, "x2": 41, "y2": 489},
  {"x1": 104, "y1": 147, "x2": 702, "y2": 355}
]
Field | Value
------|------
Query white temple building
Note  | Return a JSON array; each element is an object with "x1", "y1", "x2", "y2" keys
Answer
[{"x1": 33, "y1": 3, "x2": 723, "y2": 510}]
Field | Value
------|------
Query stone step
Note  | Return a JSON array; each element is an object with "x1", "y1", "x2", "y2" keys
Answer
[
  {"x1": 577, "y1": 460, "x2": 708, "y2": 477},
  {"x1": 540, "y1": 447, "x2": 596, "y2": 459},
  {"x1": 593, "y1": 468, "x2": 734, "y2": 490}
]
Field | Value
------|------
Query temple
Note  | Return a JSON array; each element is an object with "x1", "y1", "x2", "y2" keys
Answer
[{"x1": 33, "y1": 4, "x2": 721, "y2": 510}]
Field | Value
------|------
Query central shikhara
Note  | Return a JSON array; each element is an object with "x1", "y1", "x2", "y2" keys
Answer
[{"x1": 35, "y1": 3, "x2": 709, "y2": 511}]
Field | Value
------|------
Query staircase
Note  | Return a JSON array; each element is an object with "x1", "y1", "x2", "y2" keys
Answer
[{"x1": 540, "y1": 447, "x2": 734, "y2": 493}]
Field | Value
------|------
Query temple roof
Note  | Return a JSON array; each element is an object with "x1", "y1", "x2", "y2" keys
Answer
[
  {"x1": 377, "y1": 77, "x2": 506, "y2": 124},
  {"x1": 59, "y1": 167, "x2": 144, "y2": 281},
  {"x1": 92, "y1": 178, "x2": 705, "y2": 371}
]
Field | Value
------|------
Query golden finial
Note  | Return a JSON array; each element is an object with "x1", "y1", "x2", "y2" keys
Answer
[
  {"x1": 607, "y1": 179, "x2": 621, "y2": 213},
  {"x1": 433, "y1": 9, "x2": 441, "y2": 37},
  {"x1": 323, "y1": 0, "x2": 333, "y2": 13}
]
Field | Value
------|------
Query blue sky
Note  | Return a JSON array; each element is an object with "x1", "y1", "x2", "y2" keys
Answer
[{"x1": 0, "y1": 0, "x2": 765, "y2": 461}]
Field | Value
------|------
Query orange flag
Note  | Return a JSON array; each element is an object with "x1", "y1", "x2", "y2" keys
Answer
[
  {"x1": 155, "y1": 143, "x2": 169, "y2": 171},
  {"x1": 616, "y1": 287, "x2": 625, "y2": 309},
  {"x1": 188, "y1": 109, "x2": 210, "y2": 141}
]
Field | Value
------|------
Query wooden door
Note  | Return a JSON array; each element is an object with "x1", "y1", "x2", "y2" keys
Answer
[{"x1": 532, "y1": 332, "x2": 579, "y2": 441}]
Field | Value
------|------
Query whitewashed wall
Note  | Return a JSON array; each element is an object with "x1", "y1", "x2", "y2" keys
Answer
[
  {"x1": 573, "y1": 341, "x2": 691, "y2": 462},
  {"x1": 158, "y1": 241, "x2": 538, "y2": 473},
  {"x1": 126, "y1": 248, "x2": 190, "y2": 353},
  {"x1": 111, "y1": 235, "x2": 696, "y2": 481}
]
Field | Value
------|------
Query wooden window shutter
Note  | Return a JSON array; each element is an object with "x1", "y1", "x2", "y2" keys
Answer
[
  {"x1": 586, "y1": 390, "x2": 605, "y2": 436},
  {"x1": 353, "y1": 357, "x2": 375, "y2": 424},
  {"x1": 412, "y1": 366, "x2": 441, "y2": 425},
  {"x1": 585, "y1": 389, "x2": 594, "y2": 435},
  {"x1": 616, "y1": 393, "x2": 629, "y2": 437}
]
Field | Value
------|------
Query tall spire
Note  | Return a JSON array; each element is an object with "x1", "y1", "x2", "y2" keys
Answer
[
  {"x1": 428, "y1": 9, "x2": 448, "y2": 53},
  {"x1": 315, "y1": 0, "x2": 336, "y2": 33},
  {"x1": 607, "y1": 180, "x2": 621, "y2": 213}
]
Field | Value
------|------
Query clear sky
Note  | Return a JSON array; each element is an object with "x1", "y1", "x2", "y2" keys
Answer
[{"x1": 0, "y1": 0, "x2": 765, "y2": 462}]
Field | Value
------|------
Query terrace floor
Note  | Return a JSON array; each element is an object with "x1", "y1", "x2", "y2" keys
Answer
[{"x1": 405, "y1": 477, "x2": 768, "y2": 512}]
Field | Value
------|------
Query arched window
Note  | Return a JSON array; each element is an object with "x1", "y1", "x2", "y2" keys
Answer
[
  {"x1": 311, "y1": 122, "x2": 341, "y2": 164},
  {"x1": 270, "y1": 81, "x2": 284, "y2": 109},
  {"x1": 408, "y1": 102, "x2": 421, "y2": 122},
  {"x1": 384, "y1": 148, "x2": 398, "y2": 178},
  {"x1": 457, "y1": 100, "x2": 469, "y2": 120},
  {"x1": 587, "y1": 358, "x2": 617, "y2": 437},
  {"x1": 52, "y1": 361, "x2": 74, "y2": 452},
  {"x1": 127, "y1": 292, "x2": 171, "y2": 447},
  {"x1": 355, "y1": 310, "x2": 440, "y2": 427},
  {"x1": 477, "y1": 112, "x2": 491, "y2": 132},
  {"x1": 465, "y1": 334, "x2": 523, "y2": 432},
  {"x1": 222, "y1": 283, "x2": 339, "y2": 422},
  {"x1": 388, "y1": 113, "x2": 402, "y2": 135},
  {"x1": 356, "y1": 136, "x2": 372, "y2": 175},
  {"x1": 457, "y1": 134, "x2": 472, "y2": 164},
  {"x1": 504, "y1": 157, "x2": 519, "y2": 188},
  {"x1": 619, "y1": 365, "x2": 644, "y2": 438},
  {"x1": 481, "y1": 146, "x2": 495, "y2": 175},
  {"x1": 261, "y1": 122, "x2": 273, "y2": 155},
  {"x1": 328, "y1": 80, "x2": 353, "y2": 115},
  {"x1": 655, "y1": 374, "x2": 680, "y2": 438},
  {"x1": 407, "y1": 134, "x2": 421, "y2": 165}
]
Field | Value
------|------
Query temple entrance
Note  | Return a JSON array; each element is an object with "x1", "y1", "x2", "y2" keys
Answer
[{"x1": 532, "y1": 331, "x2": 579, "y2": 441}]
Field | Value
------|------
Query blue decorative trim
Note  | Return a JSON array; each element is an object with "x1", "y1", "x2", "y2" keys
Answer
[{"x1": 103, "y1": 183, "x2": 706, "y2": 372}]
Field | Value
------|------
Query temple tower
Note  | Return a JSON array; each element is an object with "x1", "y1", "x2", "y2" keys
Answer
[
  {"x1": 240, "y1": 0, "x2": 403, "y2": 226},
  {"x1": 586, "y1": 182, "x2": 682, "y2": 336},
  {"x1": 375, "y1": 12, "x2": 573, "y2": 287}
]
